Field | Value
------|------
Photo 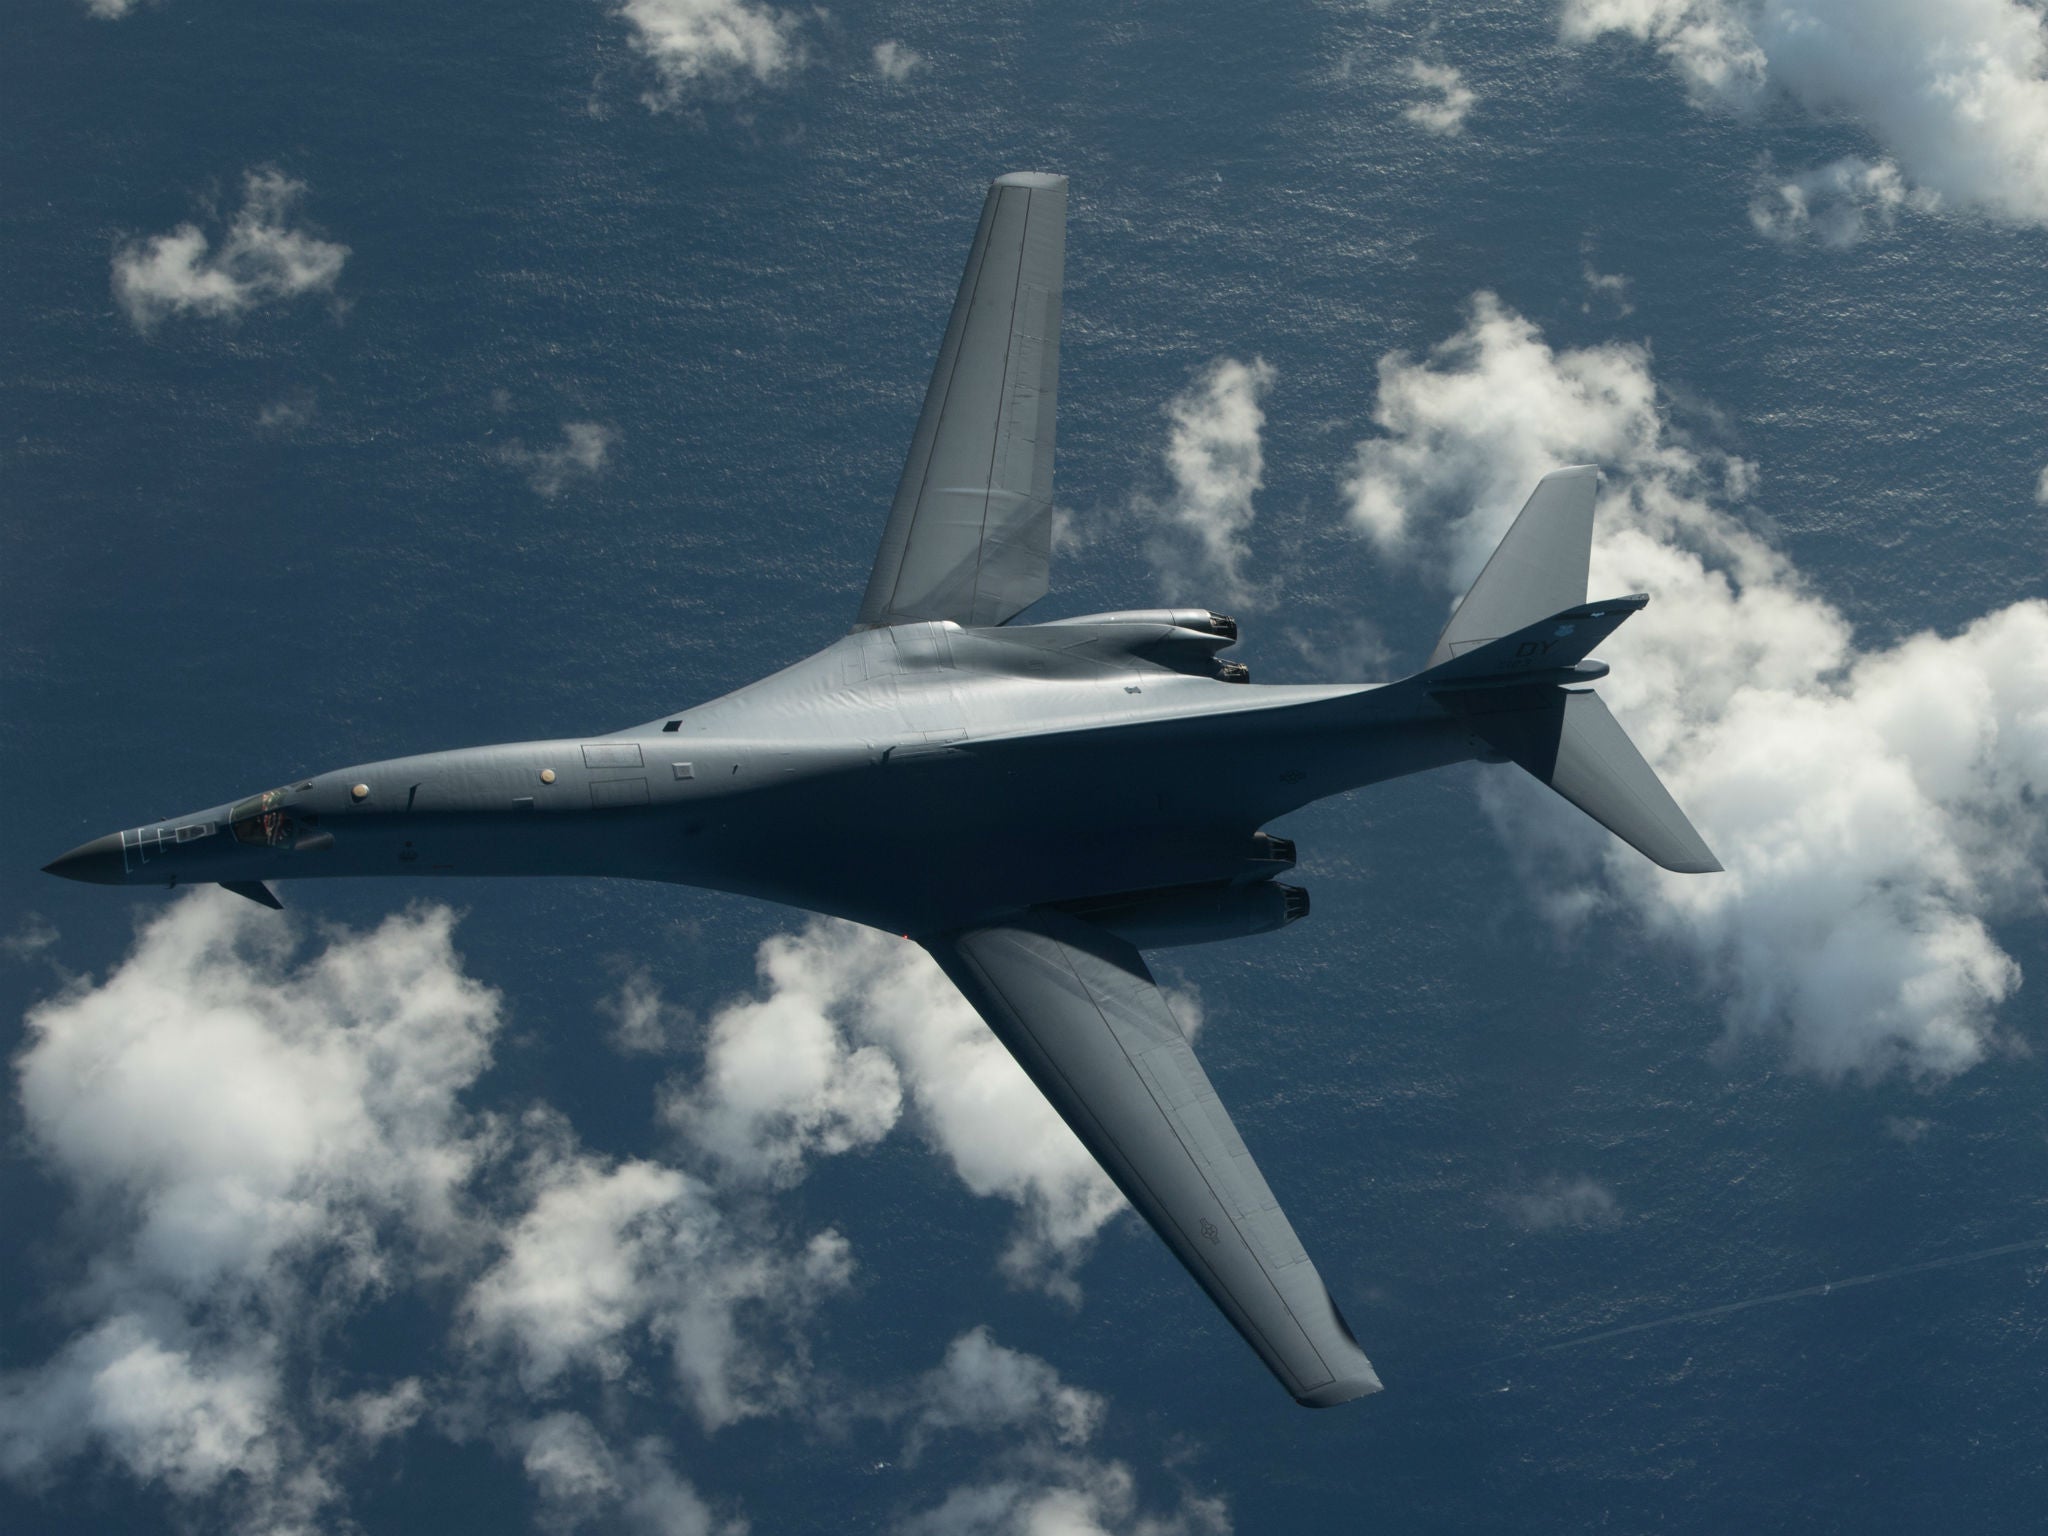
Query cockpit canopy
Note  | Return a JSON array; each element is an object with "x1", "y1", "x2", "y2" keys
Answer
[{"x1": 229, "y1": 788, "x2": 297, "y2": 849}]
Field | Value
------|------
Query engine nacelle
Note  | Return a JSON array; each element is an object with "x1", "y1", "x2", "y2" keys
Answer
[
  {"x1": 977, "y1": 609, "x2": 1248, "y2": 681},
  {"x1": 1043, "y1": 608, "x2": 1238, "y2": 644},
  {"x1": 1061, "y1": 878, "x2": 1309, "y2": 950}
]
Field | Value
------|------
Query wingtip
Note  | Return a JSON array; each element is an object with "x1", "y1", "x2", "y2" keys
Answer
[
  {"x1": 992, "y1": 171, "x2": 1067, "y2": 191},
  {"x1": 1294, "y1": 1371, "x2": 1385, "y2": 1408}
]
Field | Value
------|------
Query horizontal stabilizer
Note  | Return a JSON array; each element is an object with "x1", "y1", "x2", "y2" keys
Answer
[
  {"x1": 1466, "y1": 690, "x2": 1721, "y2": 873},
  {"x1": 1428, "y1": 466, "x2": 1599, "y2": 668},
  {"x1": 1549, "y1": 692, "x2": 1720, "y2": 872},
  {"x1": 1422, "y1": 593, "x2": 1646, "y2": 688}
]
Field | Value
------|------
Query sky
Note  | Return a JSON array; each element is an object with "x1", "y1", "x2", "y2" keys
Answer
[{"x1": 5, "y1": 1, "x2": 2048, "y2": 1532}]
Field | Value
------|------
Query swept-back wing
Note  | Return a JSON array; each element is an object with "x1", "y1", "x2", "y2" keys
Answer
[
  {"x1": 924, "y1": 908, "x2": 1381, "y2": 1407},
  {"x1": 857, "y1": 172, "x2": 1065, "y2": 630}
]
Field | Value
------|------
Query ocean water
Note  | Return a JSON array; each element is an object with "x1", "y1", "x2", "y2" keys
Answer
[{"x1": 6, "y1": 1, "x2": 2047, "y2": 1531}]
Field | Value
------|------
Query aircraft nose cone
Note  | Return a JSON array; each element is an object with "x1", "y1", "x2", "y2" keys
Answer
[{"x1": 43, "y1": 832, "x2": 125, "y2": 885}]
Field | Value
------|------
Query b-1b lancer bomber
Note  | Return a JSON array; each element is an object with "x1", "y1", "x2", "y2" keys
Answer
[{"x1": 45, "y1": 172, "x2": 1719, "y2": 1408}]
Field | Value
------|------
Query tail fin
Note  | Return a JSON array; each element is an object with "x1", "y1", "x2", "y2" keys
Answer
[
  {"x1": 1430, "y1": 466, "x2": 1599, "y2": 667},
  {"x1": 1423, "y1": 467, "x2": 1721, "y2": 875}
]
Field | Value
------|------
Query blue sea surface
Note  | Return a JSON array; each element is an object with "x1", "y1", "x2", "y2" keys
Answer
[{"x1": 5, "y1": 1, "x2": 2047, "y2": 1531}]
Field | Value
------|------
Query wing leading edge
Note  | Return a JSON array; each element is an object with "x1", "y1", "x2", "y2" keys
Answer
[
  {"x1": 857, "y1": 172, "x2": 1066, "y2": 630},
  {"x1": 924, "y1": 908, "x2": 1382, "y2": 1407}
]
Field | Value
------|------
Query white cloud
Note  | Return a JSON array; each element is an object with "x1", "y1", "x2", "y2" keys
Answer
[
  {"x1": 1, "y1": 899, "x2": 1210, "y2": 1531},
  {"x1": 1561, "y1": 0, "x2": 2048, "y2": 228},
  {"x1": 81, "y1": 0, "x2": 145, "y2": 17},
  {"x1": 603, "y1": 969, "x2": 689, "y2": 1054},
  {"x1": 15, "y1": 894, "x2": 498, "y2": 1302},
  {"x1": 1561, "y1": 0, "x2": 1768, "y2": 106},
  {"x1": 664, "y1": 920, "x2": 1126, "y2": 1296},
  {"x1": 1050, "y1": 504, "x2": 1093, "y2": 556},
  {"x1": 1345, "y1": 292, "x2": 2048, "y2": 1082},
  {"x1": 905, "y1": 1327, "x2": 1104, "y2": 1456},
  {"x1": 841, "y1": 930, "x2": 1134, "y2": 1297},
  {"x1": 518, "y1": 1414, "x2": 731, "y2": 1536},
  {"x1": 0, "y1": 1317, "x2": 279, "y2": 1498},
  {"x1": 660, "y1": 927, "x2": 906, "y2": 1186},
  {"x1": 619, "y1": 0, "x2": 804, "y2": 108},
  {"x1": 1343, "y1": 292, "x2": 1681, "y2": 573},
  {"x1": 2034, "y1": 463, "x2": 2048, "y2": 505},
  {"x1": 1139, "y1": 358, "x2": 1277, "y2": 610},
  {"x1": 465, "y1": 1152, "x2": 700, "y2": 1390},
  {"x1": 1749, "y1": 155, "x2": 1937, "y2": 246},
  {"x1": 1, "y1": 893, "x2": 501, "y2": 1529},
  {"x1": 461, "y1": 1135, "x2": 853, "y2": 1428},
  {"x1": 1403, "y1": 60, "x2": 1477, "y2": 134},
  {"x1": 255, "y1": 392, "x2": 317, "y2": 432},
  {"x1": 1581, "y1": 260, "x2": 1635, "y2": 317},
  {"x1": 900, "y1": 1457, "x2": 1231, "y2": 1536},
  {"x1": 1501, "y1": 1176, "x2": 1622, "y2": 1231},
  {"x1": 521, "y1": 1412, "x2": 623, "y2": 1526},
  {"x1": 1, "y1": 912, "x2": 58, "y2": 961},
  {"x1": 873, "y1": 40, "x2": 925, "y2": 82},
  {"x1": 506, "y1": 421, "x2": 618, "y2": 498},
  {"x1": 336, "y1": 1378, "x2": 427, "y2": 1444},
  {"x1": 893, "y1": 1330, "x2": 1230, "y2": 1536},
  {"x1": 112, "y1": 170, "x2": 348, "y2": 333}
]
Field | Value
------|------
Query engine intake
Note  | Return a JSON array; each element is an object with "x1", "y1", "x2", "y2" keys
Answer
[{"x1": 1251, "y1": 832, "x2": 1296, "y2": 867}]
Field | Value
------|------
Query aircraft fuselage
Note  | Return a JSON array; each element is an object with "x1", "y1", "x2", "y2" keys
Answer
[{"x1": 47, "y1": 619, "x2": 1476, "y2": 934}]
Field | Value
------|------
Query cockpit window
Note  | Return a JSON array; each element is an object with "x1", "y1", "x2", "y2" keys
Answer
[{"x1": 230, "y1": 788, "x2": 297, "y2": 848}]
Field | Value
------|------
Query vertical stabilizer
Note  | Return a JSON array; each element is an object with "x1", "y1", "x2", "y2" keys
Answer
[{"x1": 1428, "y1": 466, "x2": 1599, "y2": 668}]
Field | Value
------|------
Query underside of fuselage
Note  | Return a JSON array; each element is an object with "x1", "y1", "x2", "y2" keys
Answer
[{"x1": 638, "y1": 699, "x2": 1477, "y2": 933}]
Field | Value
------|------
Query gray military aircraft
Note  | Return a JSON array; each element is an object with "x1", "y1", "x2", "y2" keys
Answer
[{"x1": 45, "y1": 172, "x2": 1718, "y2": 1408}]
